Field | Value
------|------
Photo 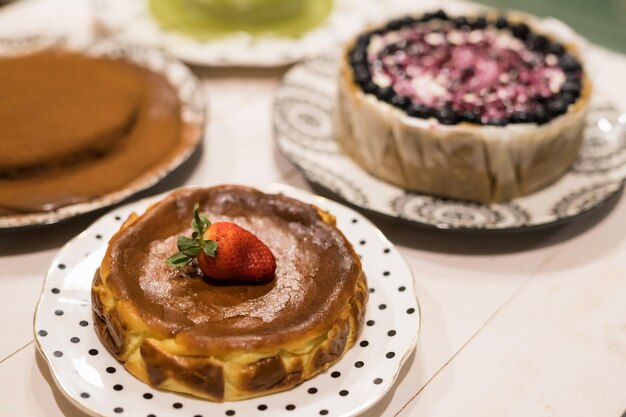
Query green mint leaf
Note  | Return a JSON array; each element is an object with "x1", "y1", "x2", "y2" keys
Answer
[
  {"x1": 177, "y1": 236, "x2": 197, "y2": 252},
  {"x1": 165, "y1": 252, "x2": 193, "y2": 267},
  {"x1": 182, "y1": 246, "x2": 201, "y2": 258},
  {"x1": 202, "y1": 240, "x2": 218, "y2": 257}
]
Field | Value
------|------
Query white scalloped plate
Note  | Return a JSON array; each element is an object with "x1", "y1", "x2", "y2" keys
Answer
[
  {"x1": 92, "y1": 0, "x2": 381, "y2": 67},
  {"x1": 273, "y1": 55, "x2": 626, "y2": 232},
  {"x1": 33, "y1": 184, "x2": 420, "y2": 417},
  {"x1": 0, "y1": 36, "x2": 206, "y2": 230}
]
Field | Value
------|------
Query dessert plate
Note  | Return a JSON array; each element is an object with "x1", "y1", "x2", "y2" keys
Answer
[
  {"x1": 92, "y1": 0, "x2": 381, "y2": 67},
  {"x1": 273, "y1": 55, "x2": 626, "y2": 231},
  {"x1": 33, "y1": 184, "x2": 420, "y2": 417},
  {"x1": 0, "y1": 36, "x2": 206, "y2": 230}
]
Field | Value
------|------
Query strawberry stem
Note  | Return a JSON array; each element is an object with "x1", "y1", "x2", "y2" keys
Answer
[{"x1": 165, "y1": 203, "x2": 218, "y2": 267}]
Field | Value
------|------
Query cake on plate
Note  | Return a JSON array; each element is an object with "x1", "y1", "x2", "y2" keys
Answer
[
  {"x1": 92, "y1": 185, "x2": 367, "y2": 401},
  {"x1": 336, "y1": 10, "x2": 591, "y2": 203}
]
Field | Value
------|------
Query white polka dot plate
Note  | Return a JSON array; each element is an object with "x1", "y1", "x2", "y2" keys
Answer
[
  {"x1": 33, "y1": 184, "x2": 420, "y2": 417},
  {"x1": 92, "y1": 0, "x2": 380, "y2": 67},
  {"x1": 273, "y1": 56, "x2": 626, "y2": 231}
]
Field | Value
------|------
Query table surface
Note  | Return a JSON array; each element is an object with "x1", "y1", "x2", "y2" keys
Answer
[{"x1": 1, "y1": 1, "x2": 626, "y2": 416}]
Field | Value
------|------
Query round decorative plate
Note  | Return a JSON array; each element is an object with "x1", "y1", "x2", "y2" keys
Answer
[
  {"x1": 34, "y1": 184, "x2": 420, "y2": 417},
  {"x1": 0, "y1": 36, "x2": 206, "y2": 230},
  {"x1": 273, "y1": 55, "x2": 626, "y2": 231},
  {"x1": 93, "y1": 0, "x2": 381, "y2": 67}
]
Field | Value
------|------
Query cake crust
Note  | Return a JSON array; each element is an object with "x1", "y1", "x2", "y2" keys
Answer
[{"x1": 92, "y1": 185, "x2": 366, "y2": 401}]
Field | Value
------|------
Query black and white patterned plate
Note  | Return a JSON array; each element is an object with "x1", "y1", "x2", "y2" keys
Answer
[
  {"x1": 273, "y1": 56, "x2": 626, "y2": 231},
  {"x1": 33, "y1": 184, "x2": 420, "y2": 417},
  {"x1": 0, "y1": 36, "x2": 206, "y2": 229}
]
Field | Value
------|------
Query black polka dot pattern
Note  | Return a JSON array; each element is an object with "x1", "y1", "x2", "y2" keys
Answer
[{"x1": 37, "y1": 197, "x2": 421, "y2": 417}]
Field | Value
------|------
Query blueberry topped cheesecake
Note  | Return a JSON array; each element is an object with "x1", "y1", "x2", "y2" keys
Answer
[{"x1": 336, "y1": 10, "x2": 591, "y2": 202}]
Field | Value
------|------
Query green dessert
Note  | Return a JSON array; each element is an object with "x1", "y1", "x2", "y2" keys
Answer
[{"x1": 149, "y1": 0, "x2": 333, "y2": 39}]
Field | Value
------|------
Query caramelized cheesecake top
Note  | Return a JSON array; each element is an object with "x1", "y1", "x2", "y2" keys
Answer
[
  {"x1": 99, "y1": 186, "x2": 363, "y2": 353},
  {"x1": 348, "y1": 10, "x2": 585, "y2": 125},
  {"x1": 0, "y1": 51, "x2": 182, "y2": 214}
]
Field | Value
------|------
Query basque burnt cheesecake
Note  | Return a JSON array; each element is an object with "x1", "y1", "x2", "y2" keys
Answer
[
  {"x1": 0, "y1": 51, "x2": 199, "y2": 216},
  {"x1": 92, "y1": 185, "x2": 367, "y2": 401},
  {"x1": 337, "y1": 10, "x2": 592, "y2": 203}
]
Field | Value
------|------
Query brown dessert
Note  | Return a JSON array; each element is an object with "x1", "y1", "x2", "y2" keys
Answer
[
  {"x1": 0, "y1": 51, "x2": 190, "y2": 215},
  {"x1": 92, "y1": 185, "x2": 367, "y2": 401}
]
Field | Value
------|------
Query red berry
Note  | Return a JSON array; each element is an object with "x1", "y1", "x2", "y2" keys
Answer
[{"x1": 197, "y1": 222, "x2": 276, "y2": 283}]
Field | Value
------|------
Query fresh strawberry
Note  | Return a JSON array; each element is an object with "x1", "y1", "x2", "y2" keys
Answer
[
  {"x1": 197, "y1": 222, "x2": 276, "y2": 282},
  {"x1": 165, "y1": 203, "x2": 276, "y2": 283}
]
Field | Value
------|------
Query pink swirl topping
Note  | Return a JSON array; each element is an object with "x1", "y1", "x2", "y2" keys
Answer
[{"x1": 368, "y1": 22, "x2": 566, "y2": 122}]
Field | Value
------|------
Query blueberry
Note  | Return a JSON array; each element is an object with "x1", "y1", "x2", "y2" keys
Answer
[
  {"x1": 460, "y1": 109, "x2": 481, "y2": 124},
  {"x1": 532, "y1": 104, "x2": 549, "y2": 124},
  {"x1": 486, "y1": 117, "x2": 510, "y2": 126},
  {"x1": 454, "y1": 16, "x2": 469, "y2": 28},
  {"x1": 362, "y1": 81, "x2": 377, "y2": 94},
  {"x1": 356, "y1": 34, "x2": 371, "y2": 48},
  {"x1": 434, "y1": 107, "x2": 459, "y2": 125},
  {"x1": 353, "y1": 66, "x2": 370, "y2": 84},
  {"x1": 434, "y1": 9, "x2": 448, "y2": 20},
  {"x1": 495, "y1": 16, "x2": 508, "y2": 29},
  {"x1": 422, "y1": 12, "x2": 435, "y2": 22},
  {"x1": 512, "y1": 23, "x2": 530, "y2": 40},
  {"x1": 398, "y1": 16, "x2": 415, "y2": 28},
  {"x1": 512, "y1": 111, "x2": 533, "y2": 124},
  {"x1": 377, "y1": 86, "x2": 395, "y2": 102},
  {"x1": 547, "y1": 97, "x2": 568, "y2": 116},
  {"x1": 547, "y1": 42, "x2": 565, "y2": 56},
  {"x1": 559, "y1": 54, "x2": 582, "y2": 72},
  {"x1": 386, "y1": 19, "x2": 404, "y2": 31},
  {"x1": 390, "y1": 95, "x2": 411, "y2": 109},
  {"x1": 407, "y1": 104, "x2": 431, "y2": 119},
  {"x1": 561, "y1": 79, "x2": 581, "y2": 97},
  {"x1": 349, "y1": 48, "x2": 366, "y2": 65},
  {"x1": 561, "y1": 92, "x2": 577, "y2": 105},
  {"x1": 471, "y1": 16, "x2": 487, "y2": 29},
  {"x1": 526, "y1": 34, "x2": 548, "y2": 52}
]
